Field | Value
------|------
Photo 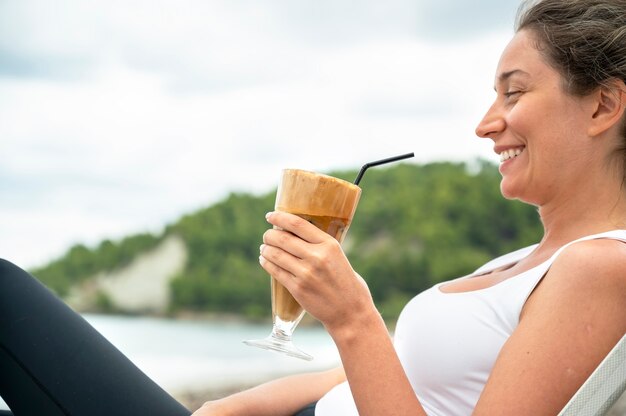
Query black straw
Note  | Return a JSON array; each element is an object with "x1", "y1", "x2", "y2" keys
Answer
[{"x1": 354, "y1": 152, "x2": 415, "y2": 185}]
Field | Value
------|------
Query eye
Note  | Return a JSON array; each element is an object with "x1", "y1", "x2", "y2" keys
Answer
[{"x1": 504, "y1": 90, "x2": 522, "y2": 98}]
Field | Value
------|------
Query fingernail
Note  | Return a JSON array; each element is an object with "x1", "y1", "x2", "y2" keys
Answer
[
  {"x1": 265, "y1": 211, "x2": 272, "y2": 220},
  {"x1": 259, "y1": 244, "x2": 265, "y2": 254},
  {"x1": 258, "y1": 255, "x2": 266, "y2": 265}
]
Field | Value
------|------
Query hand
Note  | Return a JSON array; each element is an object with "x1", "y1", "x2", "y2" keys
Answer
[{"x1": 259, "y1": 211, "x2": 376, "y2": 333}]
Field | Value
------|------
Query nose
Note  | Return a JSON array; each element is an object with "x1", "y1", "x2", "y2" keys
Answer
[{"x1": 475, "y1": 101, "x2": 505, "y2": 139}]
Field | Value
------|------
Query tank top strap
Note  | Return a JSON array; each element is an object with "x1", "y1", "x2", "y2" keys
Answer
[
  {"x1": 503, "y1": 229, "x2": 626, "y2": 310},
  {"x1": 545, "y1": 229, "x2": 626, "y2": 265}
]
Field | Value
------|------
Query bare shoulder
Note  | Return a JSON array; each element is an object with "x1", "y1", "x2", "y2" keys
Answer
[
  {"x1": 546, "y1": 237, "x2": 626, "y2": 293},
  {"x1": 518, "y1": 237, "x2": 626, "y2": 396},
  {"x1": 527, "y1": 236, "x2": 626, "y2": 329}
]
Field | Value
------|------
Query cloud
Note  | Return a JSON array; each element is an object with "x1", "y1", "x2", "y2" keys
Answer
[
  {"x1": 0, "y1": 0, "x2": 516, "y2": 84},
  {"x1": 0, "y1": 0, "x2": 517, "y2": 268},
  {"x1": 416, "y1": 0, "x2": 519, "y2": 39}
]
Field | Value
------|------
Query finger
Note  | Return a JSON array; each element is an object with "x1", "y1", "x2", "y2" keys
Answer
[
  {"x1": 259, "y1": 243, "x2": 302, "y2": 277},
  {"x1": 259, "y1": 253, "x2": 298, "y2": 292},
  {"x1": 262, "y1": 227, "x2": 313, "y2": 260},
  {"x1": 266, "y1": 211, "x2": 328, "y2": 244}
]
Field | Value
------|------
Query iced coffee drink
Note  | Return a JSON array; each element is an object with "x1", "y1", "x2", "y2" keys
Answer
[
  {"x1": 272, "y1": 169, "x2": 361, "y2": 322},
  {"x1": 245, "y1": 153, "x2": 412, "y2": 359},
  {"x1": 245, "y1": 168, "x2": 361, "y2": 360}
]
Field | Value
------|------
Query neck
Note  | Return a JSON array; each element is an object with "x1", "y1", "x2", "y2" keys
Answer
[{"x1": 536, "y1": 179, "x2": 626, "y2": 251}]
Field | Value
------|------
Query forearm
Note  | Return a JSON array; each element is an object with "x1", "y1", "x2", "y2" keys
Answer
[
  {"x1": 195, "y1": 367, "x2": 345, "y2": 416},
  {"x1": 329, "y1": 309, "x2": 427, "y2": 416}
]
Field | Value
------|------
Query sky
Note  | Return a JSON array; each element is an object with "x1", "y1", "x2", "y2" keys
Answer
[{"x1": 0, "y1": 0, "x2": 522, "y2": 269}]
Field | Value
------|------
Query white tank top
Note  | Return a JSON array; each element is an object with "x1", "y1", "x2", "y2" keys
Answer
[{"x1": 315, "y1": 230, "x2": 626, "y2": 416}]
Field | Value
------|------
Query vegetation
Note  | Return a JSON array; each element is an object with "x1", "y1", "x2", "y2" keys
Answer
[
  {"x1": 31, "y1": 233, "x2": 161, "y2": 297},
  {"x1": 31, "y1": 160, "x2": 544, "y2": 321}
]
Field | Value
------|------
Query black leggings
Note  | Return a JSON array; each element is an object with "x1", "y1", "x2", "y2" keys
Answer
[
  {"x1": 0, "y1": 259, "x2": 191, "y2": 416},
  {"x1": 293, "y1": 402, "x2": 316, "y2": 416}
]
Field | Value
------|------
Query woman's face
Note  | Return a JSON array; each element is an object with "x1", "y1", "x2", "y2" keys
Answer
[{"x1": 475, "y1": 30, "x2": 599, "y2": 206}]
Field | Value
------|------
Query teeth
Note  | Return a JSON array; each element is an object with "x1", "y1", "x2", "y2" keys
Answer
[{"x1": 499, "y1": 147, "x2": 524, "y2": 162}]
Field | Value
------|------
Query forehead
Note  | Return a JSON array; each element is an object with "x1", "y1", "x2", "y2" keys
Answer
[{"x1": 495, "y1": 30, "x2": 554, "y2": 84}]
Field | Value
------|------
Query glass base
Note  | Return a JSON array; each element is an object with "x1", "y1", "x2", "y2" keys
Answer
[{"x1": 244, "y1": 335, "x2": 313, "y2": 361}]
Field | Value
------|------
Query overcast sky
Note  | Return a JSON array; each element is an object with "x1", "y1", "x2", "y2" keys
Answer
[{"x1": 0, "y1": 0, "x2": 521, "y2": 269}]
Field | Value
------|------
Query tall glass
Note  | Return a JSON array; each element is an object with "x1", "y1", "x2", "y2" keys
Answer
[{"x1": 244, "y1": 169, "x2": 361, "y2": 360}]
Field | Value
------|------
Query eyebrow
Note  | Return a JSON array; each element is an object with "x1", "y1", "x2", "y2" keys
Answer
[
  {"x1": 493, "y1": 69, "x2": 530, "y2": 91},
  {"x1": 498, "y1": 69, "x2": 530, "y2": 81}
]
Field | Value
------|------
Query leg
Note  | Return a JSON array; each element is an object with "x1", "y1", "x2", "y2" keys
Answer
[
  {"x1": 0, "y1": 259, "x2": 191, "y2": 416},
  {"x1": 0, "y1": 346, "x2": 65, "y2": 415}
]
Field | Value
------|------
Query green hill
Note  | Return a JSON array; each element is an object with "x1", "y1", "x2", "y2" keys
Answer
[{"x1": 31, "y1": 160, "x2": 543, "y2": 321}]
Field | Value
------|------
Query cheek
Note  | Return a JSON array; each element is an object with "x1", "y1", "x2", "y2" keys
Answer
[
  {"x1": 505, "y1": 97, "x2": 577, "y2": 147},
  {"x1": 505, "y1": 103, "x2": 538, "y2": 136}
]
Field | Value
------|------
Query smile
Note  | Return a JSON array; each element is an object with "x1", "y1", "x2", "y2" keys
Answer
[{"x1": 499, "y1": 147, "x2": 525, "y2": 162}]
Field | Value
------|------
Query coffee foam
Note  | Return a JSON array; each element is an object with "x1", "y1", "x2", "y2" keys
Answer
[{"x1": 275, "y1": 169, "x2": 361, "y2": 219}]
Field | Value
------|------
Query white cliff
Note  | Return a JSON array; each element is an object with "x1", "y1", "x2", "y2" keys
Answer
[{"x1": 67, "y1": 234, "x2": 187, "y2": 314}]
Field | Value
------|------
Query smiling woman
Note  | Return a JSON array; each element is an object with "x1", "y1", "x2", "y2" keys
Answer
[
  {"x1": 1, "y1": 1, "x2": 625, "y2": 415},
  {"x1": 195, "y1": 1, "x2": 626, "y2": 415}
]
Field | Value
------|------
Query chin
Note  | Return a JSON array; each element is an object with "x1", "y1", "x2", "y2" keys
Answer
[
  {"x1": 500, "y1": 180, "x2": 528, "y2": 202},
  {"x1": 499, "y1": 180, "x2": 518, "y2": 200},
  {"x1": 500, "y1": 183, "x2": 541, "y2": 207}
]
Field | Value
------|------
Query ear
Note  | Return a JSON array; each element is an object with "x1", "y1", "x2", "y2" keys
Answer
[{"x1": 588, "y1": 79, "x2": 626, "y2": 137}]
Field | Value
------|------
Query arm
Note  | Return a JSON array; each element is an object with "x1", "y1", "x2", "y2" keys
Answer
[
  {"x1": 261, "y1": 212, "x2": 428, "y2": 416},
  {"x1": 328, "y1": 303, "x2": 428, "y2": 416},
  {"x1": 192, "y1": 366, "x2": 346, "y2": 416},
  {"x1": 473, "y1": 239, "x2": 626, "y2": 415}
]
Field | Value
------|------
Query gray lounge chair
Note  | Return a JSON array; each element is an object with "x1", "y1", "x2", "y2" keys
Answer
[{"x1": 558, "y1": 334, "x2": 626, "y2": 416}]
